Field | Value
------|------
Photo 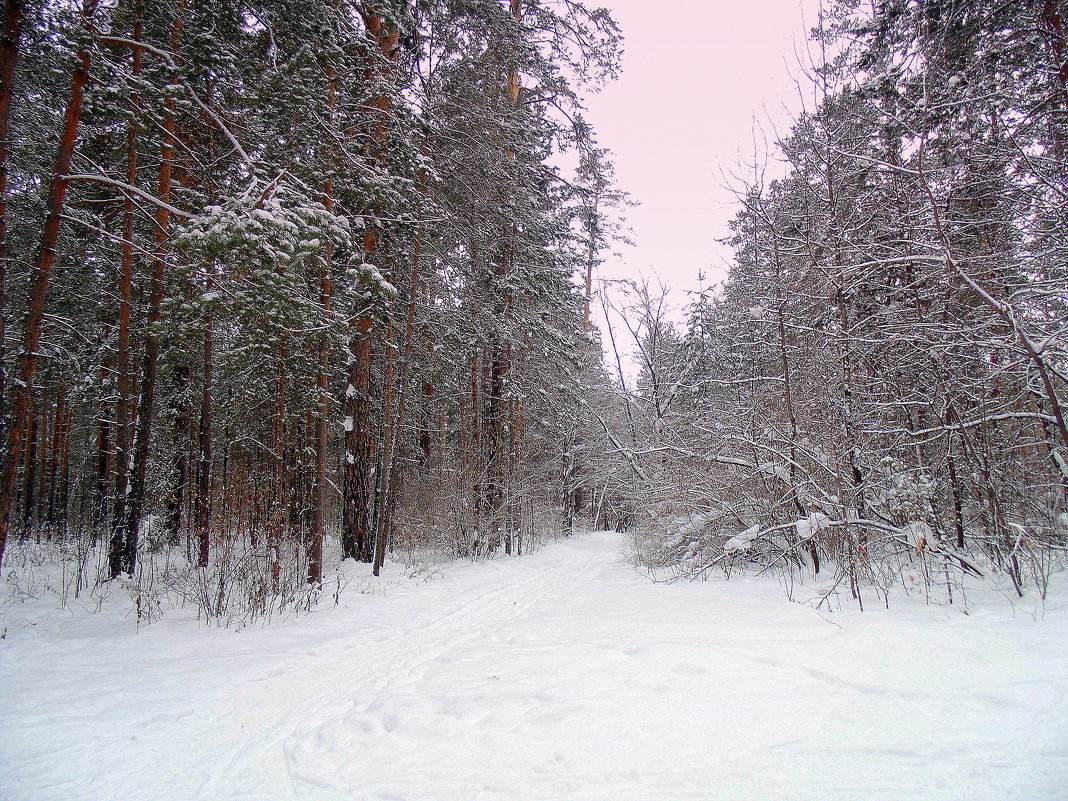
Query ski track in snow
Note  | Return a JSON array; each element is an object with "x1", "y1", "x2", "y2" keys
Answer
[{"x1": 2, "y1": 531, "x2": 1067, "y2": 801}]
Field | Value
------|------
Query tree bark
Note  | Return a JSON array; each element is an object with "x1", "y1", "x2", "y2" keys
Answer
[
  {"x1": 110, "y1": 8, "x2": 143, "y2": 549},
  {"x1": 372, "y1": 220, "x2": 422, "y2": 576},
  {"x1": 309, "y1": 67, "x2": 337, "y2": 585},
  {"x1": 343, "y1": 10, "x2": 399, "y2": 564},
  {"x1": 46, "y1": 386, "x2": 66, "y2": 530},
  {"x1": 0, "y1": 0, "x2": 98, "y2": 571},
  {"x1": 343, "y1": 315, "x2": 374, "y2": 562},
  {"x1": 482, "y1": 0, "x2": 523, "y2": 553},
  {"x1": 165, "y1": 364, "x2": 190, "y2": 548},
  {"x1": 268, "y1": 342, "x2": 287, "y2": 587},
  {"x1": 20, "y1": 399, "x2": 36, "y2": 534},
  {"x1": 0, "y1": 0, "x2": 24, "y2": 423},
  {"x1": 193, "y1": 279, "x2": 213, "y2": 568},
  {"x1": 111, "y1": 9, "x2": 181, "y2": 577},
  {"x1": 94, "y1": 392, "x2": 112, "y2": 542}
]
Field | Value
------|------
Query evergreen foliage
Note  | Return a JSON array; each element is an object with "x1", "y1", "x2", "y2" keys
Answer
[{"x1": 0, "y1": 0, "x2": 623, "y2": 616}]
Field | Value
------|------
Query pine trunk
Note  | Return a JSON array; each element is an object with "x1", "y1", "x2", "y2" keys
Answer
[
  {"x1": 372, "y1": 226, "x2": 422, "y2": 576},
  {"x1": 20, "y1": 401, "x2": 36, "y2": 534},
  {"x1": 343, "y1": 316, "x2": 374, "y2": 562},
  {"x1": 195, "y1": 281, "x2": 212, "y2": 568},
  {"x1": 110, "y1": 10, "x2": 143, "y2": 546},
  {"x1": 309, "y1": 69, "x2": 336, "y2": 585},
  {"x1": 46, "y1": 387, "x2": 66, "y2": 530},
  {"x1": 341, "y1": 10, "x2": 400, "y2": 565},
  {"x1": 112, "y1": 79, "x2": 178, "y2": 577},
  {"x1": 0, "y1": 0, "x2": 98, "y2": 570},
  {"x1": 166, "y1": 365, "x2": 190, "y2": 547},
  {"x1": 268, "y1": 344, "x2": 287, "y2": 588},
  {"x1": 0, "y1": 0, "x2": 24, "y2": 422}
]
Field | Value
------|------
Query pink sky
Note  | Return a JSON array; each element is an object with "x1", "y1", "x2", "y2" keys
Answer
[{"x1": 582, "y1": 0, "x2": 823, "y2": 304}]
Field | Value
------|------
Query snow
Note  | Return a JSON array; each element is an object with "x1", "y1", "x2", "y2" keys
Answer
[
  {"x1": 795, "y1": 511, "x2": 832, "y2": 542},
  {"x1": 2, "y1": 532, "x2": 1067, "y2": 801},
  {"x1": 902, "y1": 520, "x2": 935, "y2": 549},
  {"x1": 757, "y1": 461, "x2": 791, "y2": 483},
  {"x1": 724, "y1": 523, "x2": 761, "y2": 552},
  {"x1": 359, "y1": 262, "x2": 398, "y2": 297}
]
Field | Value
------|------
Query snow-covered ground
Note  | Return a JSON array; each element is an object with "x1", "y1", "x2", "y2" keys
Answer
[{"x1": 2, "y1": 531, "x2": 1066, "y2": 801}]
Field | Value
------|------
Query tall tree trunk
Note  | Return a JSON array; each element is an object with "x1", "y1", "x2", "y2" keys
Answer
[
  {"x1": 481, "y1": 0, "x2": 523, "y2": 554},
  {"x1": 0, "y1": 0, "x2": 98, "y2": 571},
  {"x1": 343, "y1": 10, "x2": 398, "y2": 564},
  {"x1": 946, "y1": 440, "x2": 966, "y2": 550},
  {"x1": 308, "y1": 250, "x2": 329, "y2": 583},
  {"x1": 46, "y1": 386, "x2": 66, "y2": 529},
  {"x1": 561, "y1": 434, "x2": 574, "y2": 538},
  {"x1": 111, "y1": 8, "x2": 143, "y2": 546},
  {"x1": 195, "y1": 277, "x2": 213, "y2": 568},
  {"x1": 372, "y1": 319, "x2": 396, "y2": 573},
  {"x1": 343, "y1": 315, "x2": 374, "y2": 562},
  {"x1": 112, "y1": 11, "x2": 181, "y2": 577},
  {"x1": 20, "y1": 399, "x2": 36, "y2": 534},
  {"x1": 166, "y1": 364, "x2": 190, "y2": 546},
  {"x1": 58, "y1": 404, "x2": 71, "y2": 536},
  {"x1": 0, "y1": 0, "x2": 24, "y2": 424},
  {"x1": 774, "y1": 232, "x2": 819, "y2": 575},
  {"x1": 309, "y1": 68, "x2": 337, "y2": 585},
  {"x1": 372, "y1": 221, "x2": 422, "y2": 576},
  {"x1": 1042, "y1": 0, "x2": 1068, "y2": 159},
  {"x1": 485, "y1": 340, "x2": 508, "y2": 551},
  {"x1": 33, "y1": 389, "x2": 49, "y2": 531},
  {"x1": 268, "y1": 342, "x2": 287, "y2": 587},
  {"x1": 94, "y1": 392, "x2": 112, "y2": 542}
]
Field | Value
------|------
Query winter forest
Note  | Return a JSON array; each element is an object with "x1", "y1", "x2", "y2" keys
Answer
[{"x1": 2, "y1": 0, "x2": 1067, "y2": 799}]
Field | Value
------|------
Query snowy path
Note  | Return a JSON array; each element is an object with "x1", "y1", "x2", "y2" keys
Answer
[{"x1": 2, "y1": 531, "x2": 1067, "y2": 801}]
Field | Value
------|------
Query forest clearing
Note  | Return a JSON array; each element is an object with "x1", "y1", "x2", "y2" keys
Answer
[{"x1": 3, "y1": 531, "x2": 1066, "y2": 801}]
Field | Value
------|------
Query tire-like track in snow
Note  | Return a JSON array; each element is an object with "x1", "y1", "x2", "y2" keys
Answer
[{"x1": 193, "y1": 538, "x2": 614, "y2": 799}]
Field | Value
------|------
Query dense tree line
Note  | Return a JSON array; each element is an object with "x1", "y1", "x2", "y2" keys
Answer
[
  {"x1": 619, "y1": 0, "x2": 1068, "y2": 603},
  {"x1": 7, "y1": 0, "x2": 1062, "y2": 621},
  {"x1": 0, "y1": 0, "x2": 622, "y2": 617}
]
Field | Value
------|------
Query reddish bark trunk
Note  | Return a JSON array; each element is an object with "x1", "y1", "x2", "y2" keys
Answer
[
  {"x1": 1043, "y1": 0, "x2": 1068, "y2": 111},
  {"x1": 0, "y1": 0, "x2": 98, "y2": 570},
  {"x1": 0, "y1": 0, "x2": 24, "y2": 418},
  {"x1": 94, "y1": 400, "x2": 111, "y2": 538},
  {"x1": 112, "y1": 71, "x2": 179, "y2": 577},
  {"x1": 46, "y1": 387, "x2": 66, "y2": 528},
  {"x1": 341, "y1": 9, "x2": 400, "y2": 564},
  {"x1": 343, "y1": 316, "x2": 374, "y2": 562},
  {"x1": 20, "y1": 400, "x2": 36, "y2": 532}
]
